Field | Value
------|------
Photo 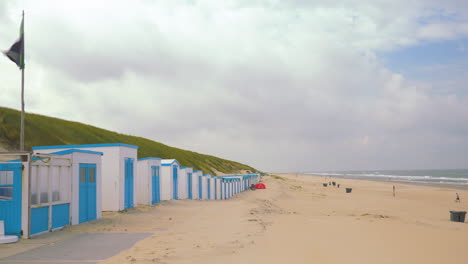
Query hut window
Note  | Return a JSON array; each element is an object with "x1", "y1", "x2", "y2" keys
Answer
[
  {"x1": 80, "y1": 167, "x2": 86, "y2": 183},
  {"x1": 51, "y1": 166, "x2": 60, "y2": 202},
  {"x1": 51, "y1": 166, "x2": 70, "y2": 203},
  {"x1": 31, "y1": 166, "x2": 38, "y2": 205},
  {"x1": 0, "y1": 171, "x2": 14, "y2": 200},
  {"x1": 0, "y1": 187, "x2": 13, "y2": 200},
  {"x1": 59, "y1": 166, "x2": 70, "y2": 202},
  {"x1": 38, "y1": 166, "x2": 49, "y2": 203},
  {"x1": 0, "y1": 171, "x2": 13, "y2": 185},
  {"x1": 89, "y1": 167, "x2": 96, "y2": 183},
  {"x1": 30, "y1": 163, "x2": 71, "y2": 205}
]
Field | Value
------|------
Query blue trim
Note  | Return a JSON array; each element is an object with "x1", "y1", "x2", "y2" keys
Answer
[
  {"x1": 180, "y1": 166, "x2": 189, "y2": 169},
  {"x1": 194, "y1": 170, "x2": 202, "y2": 173},
  {"x1": 138, "y1": 157, "x2": 162, "y2": 161},
  {"x1": 161, "y1": 159, "x2": 180, "y2": 166},
  {"x1": 161, "y1": 164, "x2": 173, "y2": 166},
  {"x1": 32, "y1": 143, "x2": 139, "y2": 150},
  {"x1": 50, "y1": 149, "x2": 104, "y2": 156}
]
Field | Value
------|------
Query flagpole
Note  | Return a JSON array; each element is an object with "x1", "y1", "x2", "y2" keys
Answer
[
  {"x1": 20, "y1": 10, "x2": 24, "y2": 151},
  {"x1": 20, "y1": 62, "x2": 24, "y2": 151}
]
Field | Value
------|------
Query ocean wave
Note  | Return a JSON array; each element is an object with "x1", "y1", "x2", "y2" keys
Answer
[{"x1": 306, "y1": 171, "x2": 468, "y2": 184}]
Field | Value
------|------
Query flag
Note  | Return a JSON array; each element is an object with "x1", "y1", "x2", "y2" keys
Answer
[{"x1": 3, "y1": 14, "x2": 24, "y2": 69}]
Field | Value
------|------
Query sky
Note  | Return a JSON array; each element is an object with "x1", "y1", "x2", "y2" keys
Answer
[{"x1": 1, "y1": 0, "x2": 467, "y2": 172}]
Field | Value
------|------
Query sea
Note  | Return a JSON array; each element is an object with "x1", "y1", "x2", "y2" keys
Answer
[{"x1": 306, "y1": 169, "x2": 468, "y2": 186}]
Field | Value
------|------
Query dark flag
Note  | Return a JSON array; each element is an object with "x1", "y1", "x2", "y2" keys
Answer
[{"x1": 3, "y1": 15, "x2": 24, "y2": 69}]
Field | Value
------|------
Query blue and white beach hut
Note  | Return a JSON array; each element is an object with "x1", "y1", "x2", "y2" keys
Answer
[
  {"x1": 192, "y1": 170, "x2": 202, "y2": 199},
  {"x1": 160, "y1": 159, "x2": 180, "y2": 200},
  {"x1": 1, "y1": 149, "x2": 103, "y2": 238},
  {"x1": 208, "y1": 176, "x2": 216, "y2": 200},
  {"x1": 33, "y1": 143, "x2": 138, "y2": 212},
  {"x1": 201, "y1": 174, "x2": 212, "y2": 200},
  {"x1": 184, "y1": 167, "x2": 194, "y2": 199},
  {"x1": 136, "y1": 158, "x2": 161, "y2": 205},
  {"x1": 178, "y1": 167, "x2": 190, "y2": 200}
]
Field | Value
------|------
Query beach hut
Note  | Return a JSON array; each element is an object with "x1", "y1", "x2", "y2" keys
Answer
[
  {"x1": 160, "y1": 159, "x2": 180, "y2": 200},
  {"x1": 192, "y1": 170, "x2": 203, "y2": 199},
  {"x1": 0, "y1": 149, "x2": 102, "y2": 238},
  {"x1": 221, "y1": 178, "x2": 229, "y2": 199},
  {"x1": 178, "y1": 167, "x2": 189, "y2": 200},
  {"x1": 33, "y1": 143, "x2": 138, "y2": 211},
  {"x1": 136, "y1": 158, "x2": 161, "y2": 205},
  {"x1": 201, "y1": 174, "x2": 210, "y2": 200},
  {"x1": 221, "y1": 177, "x2": 234, "y2": 198},
  {"x1": 183, "y1": 167, "x2": 194, "y2": 199},
  {"x1": 216, "y1": 177, "x2": 222, "y2": 200},
  {"x1": 209, "y1": 176, "x2": 216, "y2": 200}
]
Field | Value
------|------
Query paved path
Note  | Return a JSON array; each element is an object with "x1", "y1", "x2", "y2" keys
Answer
[{"x1": 0, "y1": 233, "x2": 152, "y2": 264}]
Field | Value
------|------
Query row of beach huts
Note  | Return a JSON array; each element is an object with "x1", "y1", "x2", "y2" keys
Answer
[{"x1": 0, "y1": 143, "x2": 259, "y2": 239}]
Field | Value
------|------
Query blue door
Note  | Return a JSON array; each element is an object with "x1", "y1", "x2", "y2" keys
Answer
[
  {"x1": 214, "y1": 179, "x2": 217, "y2": 200},
  {"x1": 79, "y1": 164, "x2": 97, "y2": 223},
  {"x1": 207, "y1": 178, "x2": 211, "y2": 199},
  {"x1": 172, "y1": 165, "x2": 178, "y2": 200},
  {"x1": 0, "y1": 163, "x2": 22, "y2": 236},
  {"x1": 187, "y1": 173, "x2": 192, "y2": 199},
  {"x1": 124, "y1": 158, "x2": 134, "y2": 209},
  {"x1": 198, "y1": 176, "x2": 203, "y2": 199},
  {"x1": 151, "y1": 166, "x2": 160, "y2": 204}
]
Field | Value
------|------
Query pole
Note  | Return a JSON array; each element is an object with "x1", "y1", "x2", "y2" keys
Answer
[
  {"x1": 20, "y1": 10, "x2": 25, "y2": 151},
  {"x1": 20, "y1": 67, "x2": 24, "y2": 151}
]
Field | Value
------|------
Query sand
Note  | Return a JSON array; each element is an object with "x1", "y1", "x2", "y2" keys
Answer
[{"x1": 4, "y1": 173, "x2": 468, "y2": 263}]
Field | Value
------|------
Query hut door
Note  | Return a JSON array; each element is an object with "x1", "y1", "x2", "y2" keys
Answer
[
  {"x1": 124, "y1": 158, "x2": 134, "y2": 209},
  {"x1": 187, "y1": 173, "x2": 192, "y2": 199},
  {"x1": 172, "y1": 165, "x2": 178, "y2": 200},
  {"x1": 151, "y1": 166, "x2": 160, "y2": 204},
  {"x1": 198, "y1": 176, "x2": 203, "y2": 199},
  {"x1": 0, "y1": 163, "x2": 22, "y2": 236},
  {"x1": 214, "y1": 179, "x2": 217, "y2": 200},
  {"x1": 79, "y1": 164, "x2": 97, "y2": 223},
  {"x1": 207, "y1": 178, "x2": 211, "y2": 199}
]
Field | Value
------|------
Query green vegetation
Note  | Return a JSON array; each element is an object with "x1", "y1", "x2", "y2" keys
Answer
[
  {"x1": 271, "y1": 175, "x2": 286, "y2": 181},
  {"x1": 0, "y1": 107, "x2": 257, "y2": 175}
]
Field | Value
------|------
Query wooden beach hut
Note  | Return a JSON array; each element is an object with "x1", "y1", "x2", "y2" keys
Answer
[
  {"x1": 136, "y1": 157, "x2": 161, "y2": 205},
  {"x1": 184, "y1": 167, "x2": 194, "y2": 199},
  {"x1": 177, "y1": 167, "x2": 189, "y2": 199},
  {"x1": 208, "y1": 176, "x2": 216, "y2": 200},
  {"x1": 33, "y1": 143, "x2": 138, "y2": 211},
  {"x1": 0, "y1": 149, "x2": 103, "y2": 238},
  {"x1": 201, "y1": 174, "x2": 211, "y2": 200},
  {"x1": 160, "y1": 159, "x2": 180, "y2": 200},
  {"x1": 192, "y1": 170, "x2": 202, "y2": 199}
]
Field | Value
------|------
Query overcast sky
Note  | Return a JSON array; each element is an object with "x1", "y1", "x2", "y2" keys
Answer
[{"x1": 1, "y1": 0, "x2": 468, "y2": 172}]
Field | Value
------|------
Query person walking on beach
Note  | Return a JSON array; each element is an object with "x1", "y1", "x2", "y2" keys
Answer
[
  {"x1": 393, "y1": 185, "x2": 395, "y2": 197},
  {"x1": 455, "y1": 193, "x2": 460, "y2": 203}
]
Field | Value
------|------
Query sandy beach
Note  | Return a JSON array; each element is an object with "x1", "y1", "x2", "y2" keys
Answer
[{"x1": 2, "y1": 173, "x2": 468, "y2": 264}]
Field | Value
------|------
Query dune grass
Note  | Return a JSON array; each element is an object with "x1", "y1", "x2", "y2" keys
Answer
[
  {"x1": 0, "y1": 107, "x2": 257, "y2": 175},
  {"x1": 271, "y1": 175, "x2": 286, "y2": 181}
]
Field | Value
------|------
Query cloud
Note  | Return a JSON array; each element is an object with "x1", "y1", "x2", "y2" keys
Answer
[{"x1": 1, "y1": 0, "x2": 467, "y2": 171}]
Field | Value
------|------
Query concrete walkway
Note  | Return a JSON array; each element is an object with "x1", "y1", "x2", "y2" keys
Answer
[{"x1": 0, "y1": 233, "x2": 152, "y2": 264}]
